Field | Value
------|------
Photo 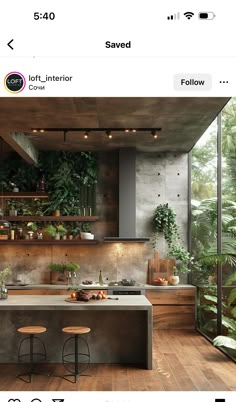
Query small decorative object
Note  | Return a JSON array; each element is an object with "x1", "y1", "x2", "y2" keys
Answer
[
  {"x1": 9, "y1": 182, "x2": 19, "y2": 192},
  {"x1": 9, "y1": 209, "x2": 17, "y2": 217},
  {"x1": 0, "y1": 220, "x2": 10, "y2": 240},
  {"x1": 0, "y1": 267, "x2": 12, "y2": 299},
  {"x1": 53, "y1": 210, "x2": 60, "y2": 217},
  {"x1": 168, "y1": 273, "x2": 180, "y2": 286},
  {"x1": 27, "y1": 222, "x2": 38, "y2": 240},
  {"x1": 99, "y1": 270, "x2": 104, "y2": 286},
  {"x1": 37, "y1": 231, "x2": 43, "y2": 240},
  {"x1": 39, "y1": 176, "x2": 46, "y2": 192},
  {"x1": 28, "y1": 231, "x2": 34, "y2": 240},
  {"x1": 69, "y1": 234, "x2": 73, "y2": 240},
  {"x1": 18, "y1": 228, "x2": 23, "y2": 239},
  {"x1": 10, "y1": 229, "x2": 15, "y2": 240}
]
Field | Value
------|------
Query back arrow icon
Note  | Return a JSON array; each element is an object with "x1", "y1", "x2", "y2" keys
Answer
[{"x1": 7, "y1": 39, "x2": 14, "y2": 50}]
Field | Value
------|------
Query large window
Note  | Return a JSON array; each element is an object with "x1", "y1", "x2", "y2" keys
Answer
[
  {"x1": 191, "y1": 119, "x2": 218, "y2": 339},
  {"x1": 191, "y1": 98, "x2": 236, "y2": 361}
]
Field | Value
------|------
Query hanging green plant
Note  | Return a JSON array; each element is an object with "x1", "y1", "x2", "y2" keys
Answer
[{"x1": 153, "y1": 203, "x2": 179, "y2": 248}]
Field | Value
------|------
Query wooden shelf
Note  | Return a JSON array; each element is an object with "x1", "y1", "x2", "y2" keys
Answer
[
  {"x1": 2, "y1": 215, "x2": 99, "y2": 222},
  {"x1": 0, "y1": 192, "x2": 49, "y2": 199},
  {"x1": 0, "y1": 240, "x2": 98, "y2": 245}
]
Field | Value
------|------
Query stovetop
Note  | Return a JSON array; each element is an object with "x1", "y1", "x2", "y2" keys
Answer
[{"x1": 108, "y1": 279, "x2": 136, "y2": 286}]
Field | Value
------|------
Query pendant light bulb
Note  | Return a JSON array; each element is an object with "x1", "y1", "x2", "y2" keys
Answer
[
  {"x1": 106, "y1": 130, "x2": 112, "y2": 139},
  {"x1": 151, "y1": 130, "x2": 158, "y2": 139}
]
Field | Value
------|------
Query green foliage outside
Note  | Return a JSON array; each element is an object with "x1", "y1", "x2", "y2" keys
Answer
[{"x1": 192, "y1": 98, "x2": 236, "y2": 358}]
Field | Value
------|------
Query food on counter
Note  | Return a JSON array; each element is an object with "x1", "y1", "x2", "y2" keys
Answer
[
  {"x1": 71, "y1": 291, "x2": 77, "y2": 299},
  {"x1": 154, "y1": 277, "x2": 168, "y2": 286},
  {"x1": 75, "y1": 289, "x2": 91, "y2": 302},
  {"x1": 75, "y1": 289, "x2": 107, "y2": 301},
  {"x1": 82, "y1": 280, "x2": 93, "y2": 285}
]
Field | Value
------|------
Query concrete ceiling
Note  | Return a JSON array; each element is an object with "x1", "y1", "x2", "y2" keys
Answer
[{"x1": 0, "y1": 97, "x2": 230, "y2": 152}]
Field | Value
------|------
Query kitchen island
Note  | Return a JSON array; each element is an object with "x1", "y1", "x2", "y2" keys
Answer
[{"x1": 0, "y1": 295, "x2": 152, "y2": 369}]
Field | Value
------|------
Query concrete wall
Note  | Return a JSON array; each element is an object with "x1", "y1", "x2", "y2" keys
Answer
[
  {"x1": 0, "y1": 151, "x2": 188, "y2": 284},
  {"x1": 136, "y1": 152, "x2": 188, "y2": 256}
]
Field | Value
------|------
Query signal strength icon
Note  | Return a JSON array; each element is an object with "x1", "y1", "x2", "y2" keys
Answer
[
  {"x1": 184, "y1": 11, "x2": 194, "y2": 20},
  {"x1": 167, "y1": 12, "x2": 180, "y2": 20}
]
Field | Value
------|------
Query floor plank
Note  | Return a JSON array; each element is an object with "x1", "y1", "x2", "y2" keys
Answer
[{"x1": 0, "y1": 329, "x2": 235, "y2": 391}]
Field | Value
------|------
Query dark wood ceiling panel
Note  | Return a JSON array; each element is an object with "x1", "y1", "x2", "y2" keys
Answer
[{"x1": 0, "y1": 97, "x2": 230, "y2": 152}]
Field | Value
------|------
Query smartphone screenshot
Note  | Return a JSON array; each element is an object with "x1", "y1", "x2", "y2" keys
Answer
[{"x1": 0, "y1": 1, "x2": 235, "y2": 402}]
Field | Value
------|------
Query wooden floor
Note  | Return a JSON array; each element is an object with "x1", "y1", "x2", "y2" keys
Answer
[{"x1": 0, "y1": 329, "x2": 235, "y2": 391}]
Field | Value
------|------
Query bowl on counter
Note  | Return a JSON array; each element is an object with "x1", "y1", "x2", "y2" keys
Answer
[{"x1": 153, "y1": 279, "x2": 168, "y2": 286}]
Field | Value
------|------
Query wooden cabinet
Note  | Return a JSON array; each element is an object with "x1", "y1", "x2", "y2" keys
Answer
[{"x1": 146, "y1": 288, "x2": 195, "y2": 329}]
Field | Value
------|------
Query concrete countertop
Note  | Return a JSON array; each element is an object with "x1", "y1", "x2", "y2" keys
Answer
[
  {"x1": 6, "y1": 283, "x2": 195, "y2": 290},
  {"x1": 0, "y1": 295, "x2": 152, "y2": 310}
]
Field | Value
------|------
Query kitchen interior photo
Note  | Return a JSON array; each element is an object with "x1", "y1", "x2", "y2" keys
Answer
[{"x1": 0, "y1": 97, "x2": 235, "y2": 391}]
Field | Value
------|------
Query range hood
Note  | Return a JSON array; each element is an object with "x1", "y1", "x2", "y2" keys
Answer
[{"x1": 104, "y1": 148, "x2": 149, "y2": 243}]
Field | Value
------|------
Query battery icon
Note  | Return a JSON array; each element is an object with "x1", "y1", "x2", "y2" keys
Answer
[{"x1": 199, "y1": 12, "x2": 216, "y2": 20}]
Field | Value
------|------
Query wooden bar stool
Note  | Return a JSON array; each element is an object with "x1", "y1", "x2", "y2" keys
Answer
[
  {"x1": 17, "y1": 326, "x2": 47, "y2": 383},
  {"x1": 62, "y1": 326, "x2": 91, "y2": 383}
]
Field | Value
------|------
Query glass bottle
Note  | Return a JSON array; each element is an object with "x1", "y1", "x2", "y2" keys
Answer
[
  {"x1": 99, "y1": 270, "x2": 104, "y2": 286},
  {"x1": 39, "y1": 176, "x2": 46, "y2": 192}
]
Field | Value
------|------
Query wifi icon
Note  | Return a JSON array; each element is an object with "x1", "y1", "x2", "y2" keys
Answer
[{"x1": 184, "y1": 11, "x2": 194, "y2": 20}]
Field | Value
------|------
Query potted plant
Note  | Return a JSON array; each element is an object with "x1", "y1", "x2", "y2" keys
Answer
[
  {"x1": 80, "y1": 223, "x2": 94, "y2": 240},
  {"x1": 69, "y1": 223, "x2": 80, "y2": 240},
  {"x1": 57, "y1": 224, "x2": 68, "y2": 240},
  {"x1": 0, "y1": 267, "x2": 12, "y2": 299},
  {"x1": 45, "y1": 224, "x2": 67, "y2": 240},
  {"x1": 49, "y1": 262, "x2": 67, "y2": 284},
  {"x1": 45, "y1": 224, "x2": 57, "y2": 239},
  {"x1": 153, "y1": 203, "x2": 179, "y2": 249},
  {"x1": 8, "y1": 200, "x2": 18, "y2": 217},
  {"x1": 168, "y1": 243, "x2": 192, "y2": 285}
]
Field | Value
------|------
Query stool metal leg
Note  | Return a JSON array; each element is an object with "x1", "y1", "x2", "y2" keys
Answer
[
  {"x1": 62, "y1": 335, "x2": 90, "y2": 383},
  {"x1": 17, "y1": 334, "x2": 47, "y2": 383}
]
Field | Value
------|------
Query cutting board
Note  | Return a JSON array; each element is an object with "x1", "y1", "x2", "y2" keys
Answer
[{"x1": 147, "y1": 251, "x2": 175, "y2": 284}]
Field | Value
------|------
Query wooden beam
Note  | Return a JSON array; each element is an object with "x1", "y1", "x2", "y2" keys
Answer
[{"x1": 0, "y1": 132, "x2": 38, "y2": 164}]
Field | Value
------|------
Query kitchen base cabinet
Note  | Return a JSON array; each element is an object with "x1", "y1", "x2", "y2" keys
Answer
[
  {"x1": 152, "y1": 305, "x2": 195, "y2": 329},
  {"x1": 146, "y1": 288, "x2": 195, "y2": 330},
  {"x1": 0, "y1": 295, "x2": 152, "y2": 369}
]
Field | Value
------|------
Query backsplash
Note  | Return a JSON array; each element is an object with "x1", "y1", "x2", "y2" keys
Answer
[{"x1": 0, "y1": 243, "x2": 151, "y2": 285}]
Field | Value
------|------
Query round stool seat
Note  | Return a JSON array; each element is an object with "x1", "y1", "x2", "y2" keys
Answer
[
  {"x1": 62, "y1": 326, "x2": 91, "y2": 335},
  {"x1": 17, "y1": 326, "x2": 47, "y2": 335}
]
